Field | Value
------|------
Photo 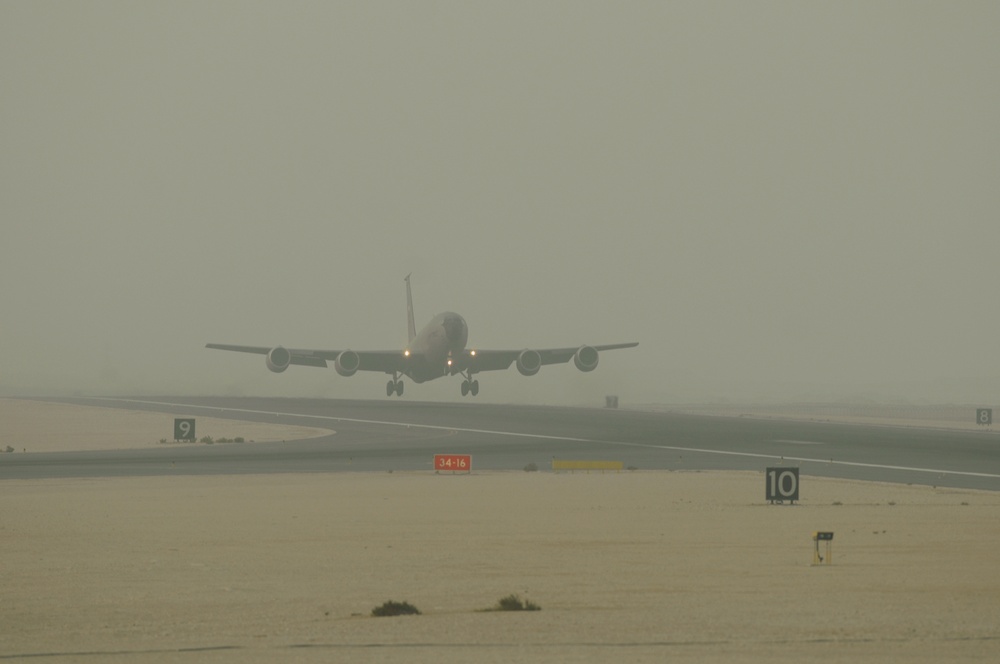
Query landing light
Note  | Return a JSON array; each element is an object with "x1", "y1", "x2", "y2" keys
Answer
[
  {"x1": 470, "y1": 350, "x2": 476, "y2": 356},
  {"x1": 404, "y1": 349, "x2": 410, "y2": 357},
  {"x1": 447, "y1": 359, "x2": 452, "y2": 366}
]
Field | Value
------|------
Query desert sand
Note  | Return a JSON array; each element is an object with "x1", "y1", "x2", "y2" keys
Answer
[
  {"x1": 0, "y1": 398, "x2": 331, "y2": 453},
  {"x1": 2, "y1": 400, "x2": 998, "y2": 663}
]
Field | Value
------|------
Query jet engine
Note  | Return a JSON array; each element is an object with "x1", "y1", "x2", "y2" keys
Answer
[
  {"x1": 516, "y1": 349, "x2": 541, "y2": 376},
  {"x1": 573, "y1": 345, "x2": 599, "y2": 372},
  {"x1": 266, "y1": 346, "x2": 292, "y2": 373},
  {"x1": 334, "y1": 350, "x2": 360, "y2": 377}
]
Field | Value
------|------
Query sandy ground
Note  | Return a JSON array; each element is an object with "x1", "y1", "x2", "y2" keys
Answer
[
  {"x1": 2, "y1": 401, "x2": 999, "y2": 663},
  {"x1": 0, "y1": 399, "x2": 331, "y2": 453}
]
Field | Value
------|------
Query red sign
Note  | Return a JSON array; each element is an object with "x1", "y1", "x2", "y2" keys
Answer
[{"x1": 434, "y1": 454, "x2": 471, "y2": 472}]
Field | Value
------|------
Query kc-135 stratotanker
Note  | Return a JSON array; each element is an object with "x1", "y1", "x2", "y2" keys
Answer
[{"x1": 207, "y1": 275, "x2": 638, "y2": 397}]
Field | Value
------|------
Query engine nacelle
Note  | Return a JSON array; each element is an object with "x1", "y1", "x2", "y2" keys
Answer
[
  {"x1": 334, "y1": 350, "x2": 360, "y2": 377},
  {"x1": 573, "y1": 345, "x2": 599, "y2": 372},
  {"x1": 516, "y1": 349, "x2": 541, "y2": 376},
  {"x1": 266, "y1": 346, "x2": 291, "y2": 373}
]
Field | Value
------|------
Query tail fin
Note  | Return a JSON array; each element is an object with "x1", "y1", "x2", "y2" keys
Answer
[{"x1": 404, "y1": 274, "x2": 416, "y2": 343}]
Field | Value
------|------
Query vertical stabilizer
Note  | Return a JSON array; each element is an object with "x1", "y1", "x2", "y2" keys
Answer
[{"x1": 404, "y1": 273, "x2": 416, "y2": 343}]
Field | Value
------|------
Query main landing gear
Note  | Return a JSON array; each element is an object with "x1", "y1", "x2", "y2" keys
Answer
[
  {"x1": 459, "y1": 370, "x2": 479, "y2": 397},
  {"x1": 386, "y1": 372, "x2": 403, "y2": 397}
]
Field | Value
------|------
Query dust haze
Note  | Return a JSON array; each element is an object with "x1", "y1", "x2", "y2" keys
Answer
[{"x1": 3, "y1": 2, "x2": 999, "y2": 406}]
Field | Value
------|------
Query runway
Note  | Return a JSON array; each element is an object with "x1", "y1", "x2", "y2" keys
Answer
[{"x1": 3, "y1": 396, "x2": 1000, "y2": 491}]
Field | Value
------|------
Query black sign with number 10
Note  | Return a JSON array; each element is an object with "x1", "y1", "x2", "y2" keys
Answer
[{"x1": 766, "y1": 467, "x2": 799, "y2": 502}]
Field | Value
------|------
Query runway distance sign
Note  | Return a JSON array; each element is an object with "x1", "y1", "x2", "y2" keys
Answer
[
  {"x1": 977, "y1": 408, "x2": 992, "y2": 426},
  {"x1": 434, "y1": 454, "x2": 471, "y2": 473},
  {"x1": 174, "y1": 418, "x2": 196, "y2": 441},
  {"x1": 766, "y1": 467, "x2": 799, "y2": 503}
]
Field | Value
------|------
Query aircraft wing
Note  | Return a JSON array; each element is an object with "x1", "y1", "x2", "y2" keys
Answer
[
  {"x1": 205, "y1": 344, "x2": 406, "y2": 373},
  {"x1": 459, "y1": 342, "x2": 639, "y2": 372}
]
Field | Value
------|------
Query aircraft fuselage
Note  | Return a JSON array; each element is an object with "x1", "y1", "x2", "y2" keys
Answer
[{"x1": 404, "y1": 311, "x2": 468, "y2": 383}]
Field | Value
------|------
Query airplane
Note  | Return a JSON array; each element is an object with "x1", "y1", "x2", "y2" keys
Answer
[{"x1": 206, "y1": 275, "x2": 638, "y2": 397}]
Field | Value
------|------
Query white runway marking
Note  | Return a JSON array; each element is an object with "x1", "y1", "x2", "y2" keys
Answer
[{"x1": 88, "y1": 398, "x2": 1000, "y2": 481}]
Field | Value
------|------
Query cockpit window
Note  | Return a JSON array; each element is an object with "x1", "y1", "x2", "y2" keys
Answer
[{"x1": 443, "y1": 315, "x2": 466, "y2": 344}]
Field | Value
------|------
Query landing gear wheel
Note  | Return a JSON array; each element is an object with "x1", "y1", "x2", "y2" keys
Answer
[
  {"x1": 470, "y1": 380, "x2": 479, "y2": 396},
  {"x1": 386, "y1": 380, "x2": 395, "y2": 397},
  {"x1": 395, "y1": 380, "x2": 404, "y2": 396},
  {"x1": 461, "y1": 380, "x2": 470, "y2": 396}
]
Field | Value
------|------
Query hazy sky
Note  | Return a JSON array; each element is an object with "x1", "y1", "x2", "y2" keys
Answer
[{"x1": 3, "y1": 2, "x2": 999, "y2": 405}]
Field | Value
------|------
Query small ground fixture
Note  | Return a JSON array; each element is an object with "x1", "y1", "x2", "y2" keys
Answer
[{"x1": 812, "y1": 531, "x2": 834, "y2": 565}]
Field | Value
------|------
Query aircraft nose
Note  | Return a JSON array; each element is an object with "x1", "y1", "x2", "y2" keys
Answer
[{"x1": 443, "y1": 314, "x2": 467, "y2": 346}]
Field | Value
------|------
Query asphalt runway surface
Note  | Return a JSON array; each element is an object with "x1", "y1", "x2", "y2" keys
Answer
[{"x1": 3, "y1": 396, "x2": 1000, "y2": 491}]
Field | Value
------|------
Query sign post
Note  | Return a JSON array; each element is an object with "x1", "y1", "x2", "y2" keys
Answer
[{"x1": 813, "y1": 531, "x2": 834, "y2": 565}]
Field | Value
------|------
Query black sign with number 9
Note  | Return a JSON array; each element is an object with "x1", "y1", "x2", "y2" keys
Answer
[{"x1": 174, "y1": 418, "x2": 196, "y2": 441}]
